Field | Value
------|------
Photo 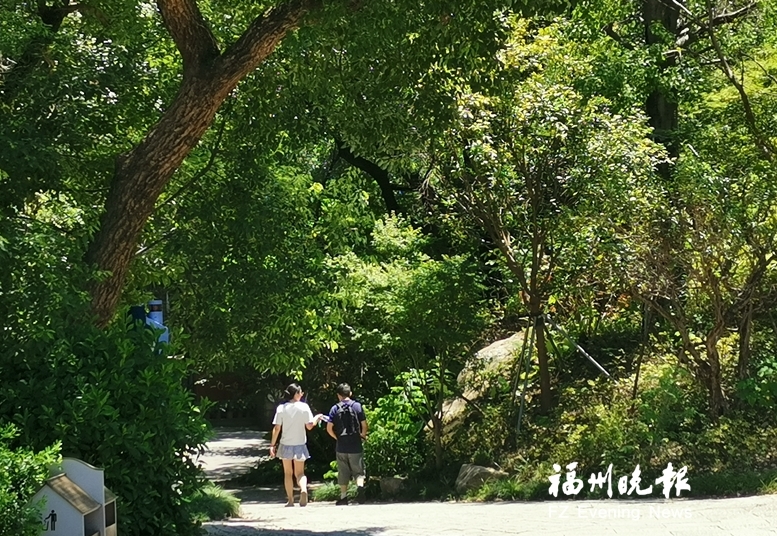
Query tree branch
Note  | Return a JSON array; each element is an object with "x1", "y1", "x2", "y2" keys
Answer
[
  {"x1": 602, "y1": 22, "x2": 634, "y2": 50},
  {"x1": 157, "y1": 110, "x2": 228, "y2": 211},
  {"x1": 674, "y1": 0, "x2": 759, "y2": 48},
  {"x1": 711, "y1": 2, "x2": 759, "y2": 25},
  {"x1": 705, "y1": 0, "x2": 776, "y2": 162},
  {"x1": 217, "y1": 0, "x2": 323, "y2": 87},
  {"x1": 157, "y1": 0, "x2": 221, "y2": 77},
  {"x1": 336, "y1": 140, "x2": 402, "y2": 214}
]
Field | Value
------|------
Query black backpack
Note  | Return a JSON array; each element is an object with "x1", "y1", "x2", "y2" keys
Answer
[{"x1": 335, "y1": 401, "x2": 361, "y2": 437}]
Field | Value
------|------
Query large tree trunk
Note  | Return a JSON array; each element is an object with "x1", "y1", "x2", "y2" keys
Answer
[
  {"x1": 85, "y1": 0, "x2": 322, "y2": 326},
  {"x1": 703, "y1": 329, "x2": 728, "y2": 418},
  {"x1": 643, "y1": 0, "x2": 680, "y2": 179},
  {"x1": 535, "y1": 314, "x2": 552, "y2": 414},
  {"x1": 86, "y1": 79, "x2": 228, "y2": 324}
]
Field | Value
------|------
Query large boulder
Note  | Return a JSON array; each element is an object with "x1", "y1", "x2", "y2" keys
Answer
[
  {"x1": 455, "y1": 463, "x2": 508, "y2": 494},
  {"x1": 380, "y1": 476, "x2": 407, "y2": 497},
  {"x1": 458, "y1": 332, "x2": 525, "y2": 390},
  {"x1": 440, "y1": 332, "x2": 525, "y2": 432}
]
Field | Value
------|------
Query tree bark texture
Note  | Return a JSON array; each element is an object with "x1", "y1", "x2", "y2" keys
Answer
[
  {"x1": 531, "y1": 306, "x2": 552, "y2": 414},
  {"x1": 86, "y1": 0, "x2": 322, "y2": 326},
  {"x1": 703, "y1": 324, "x2": 728, "y2": 418}
]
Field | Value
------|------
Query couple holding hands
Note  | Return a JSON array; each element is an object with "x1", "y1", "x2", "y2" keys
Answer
[{"x1": 269, "y1": 382, "x2": 368, "y2": 506}]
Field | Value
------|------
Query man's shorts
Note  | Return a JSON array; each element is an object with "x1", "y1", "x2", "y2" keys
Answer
[{"x1": 336, "y1": 451, "x2": 365, "y2": 485}]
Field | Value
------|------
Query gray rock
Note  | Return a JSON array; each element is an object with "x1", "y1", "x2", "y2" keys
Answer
[
  {"x1": 455, "y1": 463, "x2": 508, "y2": 494},
  {"x1": 438, "y1": 332, "x2": 525, "y2": 435},
  {"x1": 380, "y1": 476, "x2": 407, "y2": 496}
]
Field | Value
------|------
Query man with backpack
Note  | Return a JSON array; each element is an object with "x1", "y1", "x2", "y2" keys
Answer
[{"x1": 326, "y1": 383, "x2": 368, "y2": 505}]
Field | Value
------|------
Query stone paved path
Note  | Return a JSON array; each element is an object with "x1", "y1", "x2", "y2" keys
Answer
[{"x1": 202, "y1": 428, "x2": 777, "y2": 536}]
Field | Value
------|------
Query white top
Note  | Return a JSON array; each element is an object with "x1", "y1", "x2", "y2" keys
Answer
[{"x1": 273, "y1": 401, "x2": 314, "y2": 446}]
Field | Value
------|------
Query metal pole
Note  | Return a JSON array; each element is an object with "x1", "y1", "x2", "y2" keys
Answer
[{"x1": 544, "y1": 314, "x2": 612, "y2": 379}]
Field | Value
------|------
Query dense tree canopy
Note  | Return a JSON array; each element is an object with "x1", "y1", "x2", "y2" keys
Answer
[{"x1": 3, "y1": 0, "x2": 777, "y2": 532}]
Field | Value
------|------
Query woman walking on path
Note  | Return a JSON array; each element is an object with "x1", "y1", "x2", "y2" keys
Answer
[{"x1": 269, "y1": 383, "x2": 323, "y2": 506}]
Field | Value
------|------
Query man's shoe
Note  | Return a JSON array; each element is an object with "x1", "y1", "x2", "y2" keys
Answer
[
  {"x1": 356, "y1": 486, "x2": 366, "y2": 504},
  {"x1": 335, "y1": 497, "x2": 349, "y2": 506}
]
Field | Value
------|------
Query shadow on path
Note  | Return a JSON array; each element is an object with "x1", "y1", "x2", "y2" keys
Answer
[
  {"x1": 226, "y1": 486, "x2": 287, "y2": 505},
  {"x1": 205, "y1": 526, "x2": 387, "y2": 536},
  {"x1": 201, "y1": 427, "x2": 268, "y2": 483}
]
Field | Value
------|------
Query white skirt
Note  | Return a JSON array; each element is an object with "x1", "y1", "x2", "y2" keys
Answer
[{"x1": 278, "y1": 444, "x2": 310, "y2": 461}]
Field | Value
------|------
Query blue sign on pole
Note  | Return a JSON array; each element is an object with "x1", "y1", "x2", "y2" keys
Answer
[
  {"x1": 146, "y1": 299, "x2": 170, "y2": 344},
  {"x1": 128, "y1": 300, "x2": 169, "y2": 345}
]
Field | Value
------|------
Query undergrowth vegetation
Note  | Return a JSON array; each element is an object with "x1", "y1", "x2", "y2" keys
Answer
[
  {"x1": 187, "y1": 482, "x2": 241, "y2": 522},
  {"x1": 446, "y1": 332, "x2": 777, "y2": 501}
]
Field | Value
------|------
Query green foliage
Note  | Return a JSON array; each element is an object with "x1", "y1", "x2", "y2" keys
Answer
[
  {"x1": 331, "y1": 215, "x2": 490, "y2": 467},
  {"x1": 0, "y1": 221, "x2": 211, "y2": 536},
  {"x1": 3, "y1": 0, "x2": 777, "y2": 515},
  {"x1": 323, "y1": 460, "x2": 339, "y2": 481},
  {"x1": 737, "y1": 359, "x2": 777, "y2": 412},
  {"x1": 450, "y1": 342, "x2": 777, "y2": 500},
  {"x1": 0, "y1": 319, "x2": 212, "y2": 536},
  {"x1": 517, "y1": 357, "x2": 702, "y2": 477},
  {"x1": 434, "y1": 18, "x2": 665, "y2": 336},
  {"x1": 333, "y1": 215, "x2": 489, "y2": 367},
  {"x1": 0, "y1": 425, "x2": 60, "y2": 536},
  {"x1": 363, "y1": 384, "x2": 429, "y2": 477},
  {"x1": 187, "y1": 482, "x2": 240, "y2": 522},
  {"x1": 311, "y1": 481, "x2": 358, "y2": 502},
  {"x1": 467, "y1": 475, "x2": 548, "y2": 501},
  {"x1": 448, "y1": 402, "x2": 514, "y2": 467},
  {"x1": 494, "y1": 353, "x2": 777, "y2": 495},
  {"x1": 689, "y1": 470, "x2": 777, "y2": 497},
  {"x1": 158, "y1": 164, "x2": 342, "y2": 374}
]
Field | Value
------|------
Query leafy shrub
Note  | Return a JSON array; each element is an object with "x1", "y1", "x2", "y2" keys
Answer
[
  {"x1": 683, "y1": 416, "x2": 777, "y2": 473},
  {"x1": 736, "y1": 352, "x2": 777, "y2": 413},
  {"x1": 447, "y1": 402, "x2": 513, "y2": 469},
  {"x1": 0, "y1": 318, "x2": 212, "y2": 536},
  {"x1": 0, "y1": 221, "x2": 212, "y2": 536},
  {"x1": 323, "y1": 460, "x2": 338, "y2": 481},
  {"x1": 492, "y1": 354, "x2": 777, "y2": 499},
  {"x1": 187, "y1": 482, "x2": 240, "y2": 522},
  {"x1": 468, "y1": 475, "x2": 548, "y2": 501},
  {"x1": 0, "y1": 210, "x2": 225, "y2": 534},
  {"x1": 363, "y1": 386, "x2": 428, "y2": 477},
  {"x1": 0, "y1": 425, "x2": 60, "y2": 536},
  {"x1": 446, "y1": 344, "x2": 777, "y2": 501},
  {"x1": 311, "y1": 481, "x2": 357, "y2": 502}
]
